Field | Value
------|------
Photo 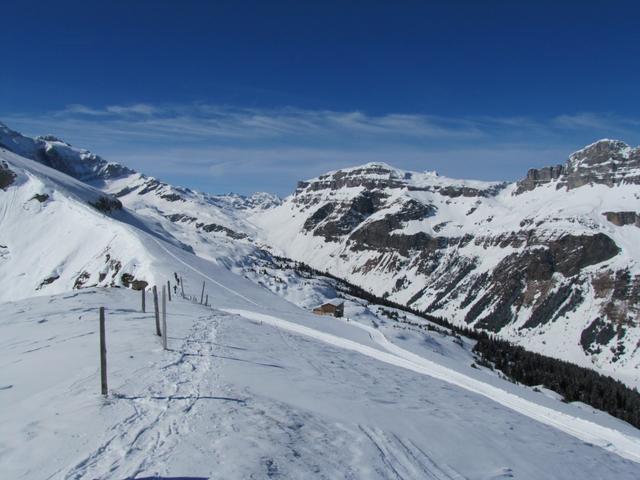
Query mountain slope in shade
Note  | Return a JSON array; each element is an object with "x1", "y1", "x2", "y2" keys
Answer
[
  {"x1": 250, "y1": 147, "x2": 640, "y2": 388},
  {"x1": 0, "y1": 122, "x2": 134, "y2": 182}
]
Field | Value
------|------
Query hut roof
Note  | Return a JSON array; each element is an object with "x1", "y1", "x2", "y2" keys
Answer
[{"x1": 319, "y1": 298, "x2": 344, "y2": 308}]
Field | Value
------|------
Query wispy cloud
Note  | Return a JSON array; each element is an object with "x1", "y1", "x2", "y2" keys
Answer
[
  {"x1": 5, "y1": 103, "x2": 486, "y2": 142},
  {"x1": 1, "y1": 103, "x2": 638, "y2": 195},
  {"x1": 552, "y1": 113, "x2": 640, "y2": 136}
]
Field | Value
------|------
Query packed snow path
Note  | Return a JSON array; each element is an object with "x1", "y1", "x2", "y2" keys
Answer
[{"x1": 63, "y1": 312, "x2": 226, "y2": 479}]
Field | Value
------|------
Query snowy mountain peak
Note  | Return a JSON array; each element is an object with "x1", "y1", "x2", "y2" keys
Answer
[
  {"x1": 36, "y1": 134, "x2": 70, "y2": 145},
  {"x1": 296, "y1": 161, "x2": 502, "y2": 199},
  {"x1": 567, "y1": 138, "x2": 634, "y2": 169},
  {"x1": 0, "y1": 122, "x2": 135, "y2": 183},
  {"x1": 244, "y1": 191, "x2": 282, "y2": 209},
  {"x1": 341, "y1": 161, "x2": 403, "y2": 175},
  {"x1": 517, "y1": 139, "x2": 640, "y2": 194}
]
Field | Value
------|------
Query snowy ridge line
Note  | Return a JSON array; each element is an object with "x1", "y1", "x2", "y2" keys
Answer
[
  {"x1": 223, "y1": 309, "x2": 640, "y2": 464},
  {"x1": 150, "y1": 236, "x2": 260, "y2": 307}
]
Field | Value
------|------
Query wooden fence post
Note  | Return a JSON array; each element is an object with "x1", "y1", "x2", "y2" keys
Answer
[
  {"x1": 162, "y1": 285, "x2": 168, "y2": 350},
  {"x1": 200, "y1": 281, "x2": 205, "y2": 304},
  {"x1": 205, "y1": 294, "x2": 208, "y2": 307},
  {"x1": 99, "y1": 307, "x2": 107, "y2": 396},
  {"x1": 167, "y1": 280, "x2": 171, "y2": 302},
  {"x1": 141, "y1": 288, "x2": 146, "y2": 313},
  {"x1": 153, "y1": 285, "x2": 161, "y2": 336},
  {"x1": 180, "y1": 276, "x2": 185, "y2": 299}
]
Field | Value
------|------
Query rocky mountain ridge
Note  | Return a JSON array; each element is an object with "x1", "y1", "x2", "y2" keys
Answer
[
  {"x1": 252, "y1": 142, "x2": 640, "y2": 386},
  {"x1": 516, "y1": 139, "x2": 640, "y2": 193},
  {"x1": 1, "y1": 121, "x2": 639, "y2": 387}
]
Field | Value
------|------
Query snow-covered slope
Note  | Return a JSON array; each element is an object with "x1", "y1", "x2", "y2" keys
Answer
[
  {"x1": 101, "y1": 171, "x2": 277, "y2": 268},
  {"x1": 3, "y1": 122, "x2": 640, "y2": 477},
  {"x1": 0, "y1": 122, "x2": 278, "y2": 295},
  {"x1": 0, "y1": 147, "x2": 191, "y2": 302},
  {"x1": 250, "y1": 149, "x2": 640, "y2": 387},
  {"x1": 3, "y1": 239, "x2": 640, "y2": 478},
  {"x1": 0, "y1": 122, "x2": 134, "y2": 182},
  {"x1": 2, "y1": 120, "x2": 640, "y2": 389}
]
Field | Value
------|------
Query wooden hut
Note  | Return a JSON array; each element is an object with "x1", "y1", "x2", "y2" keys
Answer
[{"x1": 312, "y1": 299, "x2": 344, "y2": 318}]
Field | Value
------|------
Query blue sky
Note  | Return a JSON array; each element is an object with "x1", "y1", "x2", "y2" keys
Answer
[{"x1": 1, "y1": 1, "x2": 639, "y2": 195}]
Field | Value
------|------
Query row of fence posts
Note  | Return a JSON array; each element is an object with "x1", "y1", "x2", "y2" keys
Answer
[{"x1": 99, "y1": 274, "x2": 214, "y2": 396}]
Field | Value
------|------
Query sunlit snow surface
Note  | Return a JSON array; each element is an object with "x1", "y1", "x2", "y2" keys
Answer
[
  {"x1": 2, "y1": 143, "x2": 640, "y2": 478},
  {"x1": 2, "y1": 255, "x2": 640, "y2": 478}
]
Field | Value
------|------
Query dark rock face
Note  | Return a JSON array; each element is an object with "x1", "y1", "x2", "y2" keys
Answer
[
  {"x1": 520, "y1": 284, "x2": 578, "y2": 329},
  {"x1": 114, "y1": 184, "x2": 140, "y2": 197},
  {"x1": 138, "y1": 179, "x2": 161, "y2": 195},
  {"x1": 603, "y1": 211, "x2": 639, "y2": 227},
  {"x1": 90, "y1": 196, "x2": 123, "y2": 213},
  {"x1": 73, "y1": 271, "x2": 91, "y2": 289},
  {"x1": 121, "y1": 273, "x2": 148, "y2": 290},
  {"x1": 394, "y1": 199, "x2": 437, "y2": 221},
  {"x1": 160, "y1": 193, "x2": 184, "y2": 202},
  {"x1": 302, "y1": 188, "x2": 437, "y2": 244},
  {"x1": 516, "y1": 165, "x2": 564, "y2": 193},
  {"x1": 303, "y1": 203, "x2": 336, "y2": 231},
  {"x1": 591, "y1": 269, "x2": 640, "y2": 330},
  {"x1": 166, "y1": 213, "x2": 197, "y2": 223},
  {"x1": 314, "y1": 192, "x2": 388, "y2": 241},
  {"x1": 197, "y1": 222, "x2": 248, "y2": 240},
  {"x1": 462, "y1": 233, "x2": 619, "y2": 332},
  {"x1": 436, "y1": 184, "x2": 506, "y2": 198},
  {"x1": 350, "y1": 217, "x2": 443, "y2": 255},
  {"x1": 548, "y1": 233, "x2": 619, "y2": 277},
  {"x1": 0, "y1": 161, "x2": 16, "y2": 190},
  {"x1": 581, "y1": 318, "x2": 617, "y2": 355},
  {"x1": 516, "y1": 140, "x2": 640, "y2": 194},
  {"x1": 37, "y1": 275, "x2": 60, "y2": 290},
  {"x1": 300, "y1": 190, "x2": 389, "y2": 241},
  {"x1": 30, "y1": 193, "x2": 50, "y2": 203}
]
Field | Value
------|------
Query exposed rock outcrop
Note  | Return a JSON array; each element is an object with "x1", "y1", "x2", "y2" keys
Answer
[
  {"x1": 0, "y1": 160, "x2": 16, "y2": 190},
  {"x1": 90, "y1": 196, "x2": 123, "y2": 213},
  {"x1": 603, "y1": 211, "x2": 640, "y2": 228},
  {"x1": 516, "y1": 140, "x2": 640, "y2": 194}
]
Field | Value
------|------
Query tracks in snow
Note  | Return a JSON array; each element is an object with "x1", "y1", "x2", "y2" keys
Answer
[
  {"x1": 62, "y1": 312, "x2": 221, "y2": 480},
  {"x1": 359, "y1": 426, "x2": 466, "y2": 480},
  {"x1": 224, "y1": 308, "x2": 640, "y2": 464}
]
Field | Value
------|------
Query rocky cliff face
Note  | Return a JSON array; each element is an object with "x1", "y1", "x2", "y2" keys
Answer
[
  {"x1": 604, "y1": 211, "x2": 640, "y2": 228},
  {"x1": 253, "y1": 148, "x2": 640, "y2": 386},
  {"x1": 0, "y1": 160, "x2": 16, "y2": 190},
  {"x1": 516, "y1": 140, "x2": 640, "y2": 193}
]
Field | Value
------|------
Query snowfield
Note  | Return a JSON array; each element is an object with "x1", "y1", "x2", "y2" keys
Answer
[
  {"x1": 2, "y1": 129, "x2": 640, "y2": 478},
  {"x1": 2, "y1": 237, "x2": 640, "y2": 478}
]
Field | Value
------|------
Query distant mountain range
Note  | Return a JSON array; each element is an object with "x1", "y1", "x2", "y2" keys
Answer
[{"x1": 1, "y1": 121, "x2": 639, "y2": 387}]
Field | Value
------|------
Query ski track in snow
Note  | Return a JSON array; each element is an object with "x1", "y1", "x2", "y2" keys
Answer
[
  {"x1": 223, "y1": 308, "x2": 640, "y2": 464},
  {"x1": 358, "y1": 426, "x2": 465, "y2": 480}
]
